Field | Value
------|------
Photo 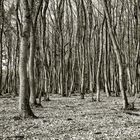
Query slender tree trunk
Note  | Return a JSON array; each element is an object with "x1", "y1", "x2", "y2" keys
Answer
[
  {"x1": 102, "y1": 0, "x2": 129, "y2": 109},
  {"x1": 29, "y1": 28, "x2": 37, "y2": 105},
  {"x1": 96, "y1": 25, "x2": 103, "y2": 102},
  {"x1": 104, "y1": 19, "x2": 110, "y2": 97},
  {"x1": 0, "y1": 0, "x2": 4, "y2": 93},
  {"x1": 29, "y1": 0, "x2": 43, "y2": 105}
]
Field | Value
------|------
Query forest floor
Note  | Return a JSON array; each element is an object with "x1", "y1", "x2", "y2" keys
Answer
[{"x1": 0, "y1": 93, "x2": 140, "y2": 140}]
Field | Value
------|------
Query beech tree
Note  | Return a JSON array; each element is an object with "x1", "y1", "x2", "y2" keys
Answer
[
  {"x1": 102, "y1": 0, "x2": 129, "y2": 109},
  {"x1": 0, "y1": 0, "x2": 4, "y2": 94},
  {"x1": 0, "y1": 0, "x2": 140, "y2": 112},
  {"x1": 29, "y1": 0, "x2": 44, "y2": 106},
  {"x1": 18, "y1": 0, "x2": 35, "y2": 118}
]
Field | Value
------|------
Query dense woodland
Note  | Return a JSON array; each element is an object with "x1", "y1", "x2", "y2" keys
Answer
[{"x1": 0, "y1": 0, "x2": 140, "y2": 120}]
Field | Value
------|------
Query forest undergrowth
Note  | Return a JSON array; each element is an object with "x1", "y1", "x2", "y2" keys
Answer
[{"x1": 0, "y1": 93, "x2": 140, "y2": 140}]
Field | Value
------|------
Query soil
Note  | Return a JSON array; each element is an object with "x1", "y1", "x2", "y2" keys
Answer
[{"x1": 0, "y1": 93, "x2": 140, "y2": 140}]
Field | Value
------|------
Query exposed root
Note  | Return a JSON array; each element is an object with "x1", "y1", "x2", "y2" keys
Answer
[
  {"x1": 121, "y1": 102, "x2": 135, "y2": 111},
  {"x1": 31, "y1": 103, "x2": 43, "y2": 108},
  {"x1": 19, "y1": 112, "x2": 38, "y2": 119},
  {"x1": 45, "y1": 98, "x2": 51, "y2": 102},
  {"x1": 92, "y1": 98, "x2": 96, "y2": 102},
  {"x1": 35, "y1": 103, "x2": 43, "y2": 108}
]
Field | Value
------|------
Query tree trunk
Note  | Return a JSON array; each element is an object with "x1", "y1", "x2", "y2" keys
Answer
[
  {"x1": 96, "y1": 25, "x2": 103, "y2": 102},
  {"x1": 29, "y1": 0, "x2": 43, "y2": 105},
  {"x1": 19, "y1": 0, "x2": 35, "y2": 118},
  {"x1": 102, "y1": 0, "x2": 129, "y2": 109},
  {"x1": 0, "y1": 0, "x2": 4, "y2": 93},
  {"x1": 104, "y1": 19, "x2": 110, "y2": 97},
  {"x1": 29, "y1": 28, "x2": 37, "y2": 105}
]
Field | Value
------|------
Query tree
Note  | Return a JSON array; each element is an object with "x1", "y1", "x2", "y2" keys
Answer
[
  {"x1": 0, "y1": 0, "x2": 4, "y2": 94},
  {"x1": 29, "y1": 0, "x2": 43, "y2": 106},
  {"x1": 102, "y1": 0, "x2": 129, "y2": 109},
  {"x1": 96, "y1": 18, "x2": 104, "y2": 102},
  {"x1": 0, "y1": 0, "x2": 139, "y2": 113},
  {"x1": 18, "y1": 0, "x2": 35, "y2": 118}
]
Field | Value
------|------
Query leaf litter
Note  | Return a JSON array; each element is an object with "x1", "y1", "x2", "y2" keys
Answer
[{"x1": 0, "y1": 94, "x2": 140, "y2": 139}]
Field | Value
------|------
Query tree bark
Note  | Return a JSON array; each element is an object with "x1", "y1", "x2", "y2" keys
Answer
[
  {"x1": 104, "y1": 19, "x2": 110, "y2": 97},
  {"x1": 102, "y1": 0, "x2": 129, "y2": 109},
  {"x1": 96, "y1": 24, "x2": 103, "y2": 102},
  {"x1": 19, "y1": 0, "x2": 35, "y2": 118},
  {"x1": 29, "y1": 0, "x2": 43, "y2": 105},
  {"x1": 0, "y1": 0, "x2": 4, "y2": 93}
]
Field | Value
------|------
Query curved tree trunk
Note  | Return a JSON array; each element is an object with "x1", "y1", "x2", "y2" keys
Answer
[
  {"x1": 29, "y1": 0, "x2": 43, "y2": 106},
  {"x1": 102, "y1": 0, "x2": 129, "y2": 109},
  {"x1": 104, "y1": 19, "x2": 110, "y2": 97},
  {"x1": 96, "y1": 25, "x2": 103, "y2": 102}
]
